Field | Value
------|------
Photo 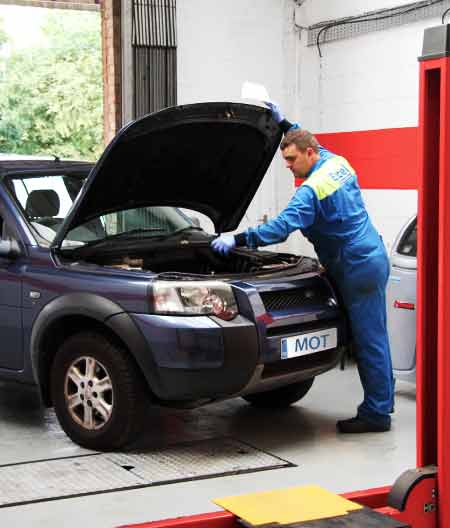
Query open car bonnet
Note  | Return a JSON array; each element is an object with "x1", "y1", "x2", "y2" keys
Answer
[{"x1": 52, "y1": 102, "x2": 282, "y2": 249}]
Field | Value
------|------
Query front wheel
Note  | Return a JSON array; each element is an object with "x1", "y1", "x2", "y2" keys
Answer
[
  {"x1": 242, "y1": 378, "x2": 315, "y2": 408},
  {"x1": 51, "y1": 331, "x2": 147, "y2": 450}
]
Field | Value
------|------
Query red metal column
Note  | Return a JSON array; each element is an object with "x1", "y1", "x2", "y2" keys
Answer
[
  {"x1": 417, "y1": 25, "x2": 450, "y2": 527},
  {"x1": 417, "y1": 57, "x2": 440, "y2": 469},
  {"x1": 436, "y1": 56, "x2": 450, "y2": 528}
]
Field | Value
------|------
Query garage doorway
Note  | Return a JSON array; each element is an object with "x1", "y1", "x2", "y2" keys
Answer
[{"x1": 0, "y1": 0, "x2": 103, "y2": 160}]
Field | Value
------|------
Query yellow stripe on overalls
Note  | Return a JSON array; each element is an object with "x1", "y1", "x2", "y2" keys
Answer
[{"x1": 303, "y1": 156, "x2": 356, "y2": 200}]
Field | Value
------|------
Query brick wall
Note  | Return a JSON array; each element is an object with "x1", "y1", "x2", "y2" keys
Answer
[{"x1": 101, "y1": 0, "x2": 122, "y2": 144}]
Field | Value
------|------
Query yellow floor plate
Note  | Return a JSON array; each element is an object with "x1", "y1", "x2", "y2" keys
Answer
[{"x1": 214, "y1": 484, "x2": 363, "y2": 525}]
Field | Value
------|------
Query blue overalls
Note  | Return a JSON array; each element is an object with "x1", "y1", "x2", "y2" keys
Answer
[{"x1": 245, "y1": 143, "x2": 394, "y2": 427}]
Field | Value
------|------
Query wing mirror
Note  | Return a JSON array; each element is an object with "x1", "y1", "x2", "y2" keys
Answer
[{"x1": 0, "y1": 240, "x2": 20, "y2": 260}]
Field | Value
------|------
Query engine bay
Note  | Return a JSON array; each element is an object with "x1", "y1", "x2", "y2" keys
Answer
[{"x1": 63, "y1": 240, "x2": 320, "y2": 278}]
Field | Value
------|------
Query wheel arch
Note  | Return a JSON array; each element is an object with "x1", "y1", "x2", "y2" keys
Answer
[{"x1": 30, "y1": 293, "x2": 153, "y2": 406}]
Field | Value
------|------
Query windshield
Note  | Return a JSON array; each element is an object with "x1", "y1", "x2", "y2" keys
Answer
[{"x1": 66, "y1": 206, "x2": 197, "y2": 245}]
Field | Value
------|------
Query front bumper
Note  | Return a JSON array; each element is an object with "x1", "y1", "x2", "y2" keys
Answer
[
  {"x1": 131, "y1": 313, "x2": 345, "y2": 402},
  {"x1": 131, "y1": 313, "x2": 259, "y2": 400}
]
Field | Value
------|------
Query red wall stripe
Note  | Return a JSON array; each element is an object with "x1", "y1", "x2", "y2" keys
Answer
[{"x1": 303, "y1": 127, "x2": 419, "y2": 190}]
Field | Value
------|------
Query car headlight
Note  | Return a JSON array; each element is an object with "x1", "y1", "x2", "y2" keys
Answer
[{"x1": 151, "y1": 280, "x2": 238, "y2": 321}]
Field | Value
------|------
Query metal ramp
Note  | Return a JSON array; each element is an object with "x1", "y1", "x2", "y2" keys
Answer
[{"x1": 0, "y1": 437, "x2": 293, "y2": 507}]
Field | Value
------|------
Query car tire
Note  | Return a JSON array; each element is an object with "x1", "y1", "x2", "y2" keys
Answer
[
  {"x1": 50, "y1": 331, "x2": 147, "y2": 451},
  {"x1": 242, "y1": 378, "x2": 315, "y2": 408}
]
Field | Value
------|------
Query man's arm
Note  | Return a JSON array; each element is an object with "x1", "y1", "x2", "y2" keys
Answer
[
  {"x1": 264, "y1": 102, "x2": 299, "y2": 134},
  {"x1": 211, "y1": 185, "x2": 318, "y2": 256},
  {"x1": 236, "y1": 185, "x2": 318, "y2": 249},
  {"x1": 279, "y1": 118, "x2": 298, "y2": 134},
  {"x1": 266, "y1": 103, "x2": 332, "y2": 159}
]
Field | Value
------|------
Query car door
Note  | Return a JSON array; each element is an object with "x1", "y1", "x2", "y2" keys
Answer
[
  {"x1": 387, "y1": 216, "x2": 417, "y2": 372},
  {"x1": 0, "y1": 215, "x2": 23, "y2": 370}
]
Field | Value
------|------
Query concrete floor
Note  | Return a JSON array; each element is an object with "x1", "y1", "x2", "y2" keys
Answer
[{"x1": 0, "y1": 364, "x2": 416, "y2": 528}]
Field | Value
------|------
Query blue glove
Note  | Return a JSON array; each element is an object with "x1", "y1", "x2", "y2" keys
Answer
[
  {"x1": 211, "y1": 234, "x2": 236, "y2": 256},
  {"x1": 264, "y1": 101, "x2": 284, "y2": 124}
]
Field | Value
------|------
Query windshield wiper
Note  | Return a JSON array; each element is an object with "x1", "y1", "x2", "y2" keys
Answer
[
  {"x1": 114, "y1": 226, "x2": 203, "y2": 240},
  {"x1": 169, "y1": 226, "x2": 204, "y2": 236},
  {"x1": 79, "y1": 228, "x2": 169, "y2": 248},
  {"x1": 109, "y1": 228, "x2": 168, "y2": 239},
  {"x1": 125, "y1": 225, "x2": 204, "y2": 241},
  {"x1": 69, "y1": 225, "x2": 205, "y2": 254}
]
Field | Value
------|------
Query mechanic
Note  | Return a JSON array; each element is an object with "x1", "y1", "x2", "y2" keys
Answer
[{"x1": 211, "y1": 102, "x2": 394, "y2": 434}]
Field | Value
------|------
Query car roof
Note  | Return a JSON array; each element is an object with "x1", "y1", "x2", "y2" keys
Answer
[{"x1": 0, "y1": 157, "x2": 94, "y2": 177}]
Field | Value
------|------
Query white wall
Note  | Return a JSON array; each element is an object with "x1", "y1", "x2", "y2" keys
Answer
[
  {"x1": 177, "y1": 0, "x2": 284, "y2": 105},
  {"x1": 295, "y1": 2, "x2": 430, "y2": 133},
  {"x1": 177, "y1": 0, "x2": 302, "y2": 253},
  {"x1": 297, "y1": 0, "x2": 418, "y2": 27}
]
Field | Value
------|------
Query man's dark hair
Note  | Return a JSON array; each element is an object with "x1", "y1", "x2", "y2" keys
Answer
[{"x1": 280, "y1": 129, "x2": 320, "y2": 153}]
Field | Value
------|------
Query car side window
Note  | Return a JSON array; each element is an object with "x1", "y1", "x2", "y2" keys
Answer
[
  {"x1": 6, "y1": 173, "x2": 87, "y2": 245},
  {"x1": 397, "y1": 218, "x2": 417, "y2": 257},
  {"x1": 11, "y1": 175, "x2": 72, "y2": 232}
]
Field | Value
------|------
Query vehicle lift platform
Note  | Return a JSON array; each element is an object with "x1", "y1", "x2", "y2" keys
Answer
[{"x1": 117, "y1": 24, "x2": 450, "y2": 528}]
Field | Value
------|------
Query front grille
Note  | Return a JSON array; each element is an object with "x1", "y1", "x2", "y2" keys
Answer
[{"x1": 260, "y1": 286, "x2": 331, "y2": 313}]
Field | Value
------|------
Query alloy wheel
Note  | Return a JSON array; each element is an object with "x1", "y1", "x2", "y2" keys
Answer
[{"x1": 64, "y1": 355, "x2": 114, "y2": 430}]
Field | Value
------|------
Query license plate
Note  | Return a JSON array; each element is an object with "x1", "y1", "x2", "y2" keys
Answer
[{"x1": 281, "y1": 328, "x2": 338, "y2": 359}]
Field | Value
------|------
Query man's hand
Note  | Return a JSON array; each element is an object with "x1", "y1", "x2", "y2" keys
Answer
[
  {"x1": 211, "y1": 234, "x2": 236, "y2": 256},
  {"x1": 264, "y1": 101, "x2": 284, "y2": 124}
]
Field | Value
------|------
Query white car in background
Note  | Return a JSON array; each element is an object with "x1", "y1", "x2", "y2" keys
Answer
[{"x1": 386, "y1": 215, "x2": 417, "y2": 384}]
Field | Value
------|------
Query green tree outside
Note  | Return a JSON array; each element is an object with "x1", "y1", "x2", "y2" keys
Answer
[
  {"x1": 0, "y1": 11, "x2": 103, "y2": 161},
  {"x1": 0, "y1": 18, "x2": 7, "y2": 47}
]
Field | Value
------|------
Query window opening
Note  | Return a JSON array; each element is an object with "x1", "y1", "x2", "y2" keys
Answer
[{"x1": 132, "y1": 0, "x2": 177, "y2": 118}]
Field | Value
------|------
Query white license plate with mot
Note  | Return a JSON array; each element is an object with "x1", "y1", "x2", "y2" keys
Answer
[{"x1": 281, "y1": 328, "x2": 338, "y2": 359}]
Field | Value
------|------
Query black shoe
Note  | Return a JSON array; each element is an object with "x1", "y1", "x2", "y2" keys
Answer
[{"x1": 336, "y1": 416, "x2": 391, "y2": 434}]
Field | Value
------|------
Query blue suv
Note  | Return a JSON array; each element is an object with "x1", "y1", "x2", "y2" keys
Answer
[{"x1": 0, "y1": 103, "x2": 347, "y2": 450}]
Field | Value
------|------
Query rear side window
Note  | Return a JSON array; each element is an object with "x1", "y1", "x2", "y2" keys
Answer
[{"x1": 397, "y1": 218, "x2": 417, "y2": 257}]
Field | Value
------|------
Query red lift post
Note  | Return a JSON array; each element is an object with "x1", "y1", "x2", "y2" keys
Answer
[
  {"x1": 118, "y1": 24, "x2": 449, "y2": 528},
  {"x1": 416, "y1": 21, "x2": 450, "y2": 528}
]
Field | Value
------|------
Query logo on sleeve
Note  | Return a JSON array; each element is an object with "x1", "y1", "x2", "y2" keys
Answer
[
  {"x1": 305, "y1": 157, "x2": 356, "y2": 200},
  {"x1": 328, "y1": 158, "x2": 354, "y2": 186}
]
